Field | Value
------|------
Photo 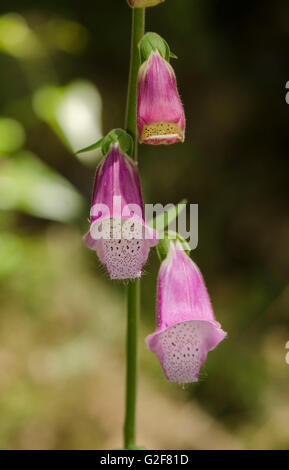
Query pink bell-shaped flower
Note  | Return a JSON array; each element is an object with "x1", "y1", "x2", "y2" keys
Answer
[
  {"x1": 137, "y1": 33, "x2": 185, "y2": 145},
  {"x1": 146, "y1": 241, "x2": 226, "y2": 383},
  {"x1": 83, "y1": 130, "x2": 157, "y2": 280}
]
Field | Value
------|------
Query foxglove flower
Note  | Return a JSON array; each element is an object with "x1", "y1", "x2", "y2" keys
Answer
[
  {"x1": 128, "y1": 0, "x2": 164, "y2": 7},
  {"x1": 146, "y1": 241, "x2": 226, "y2": 383},
  {"x1": 83, "y1": 131, "x2": 157, "y2": 280},
  {"x1": 137, "y1": 34, "x2": 185, "y2": 144}
]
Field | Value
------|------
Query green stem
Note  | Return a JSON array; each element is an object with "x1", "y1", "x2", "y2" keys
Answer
[
  {"x1": 125, "y1": 8, "x2": 145, "y2": 161},
  {"x1": 123, "y1": 7, "x2": 145, "y2": 450},
  {"x1": 124, "y1": 280, "x2": 140, "y2": 449}
]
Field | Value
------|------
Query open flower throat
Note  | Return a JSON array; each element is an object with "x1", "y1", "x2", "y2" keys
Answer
[
  {"x1": 88, "y1": 217, "x2": 155, "y2": 280},
  {"x1": 156, "y1": 321, "x2": 203, "y2": 383},
  {"x1": 137, "y1": 49, "x2": 185, "y2": 145},
  {"x1": 140, "y1": 121, "x2": 183, "y2": 144}
]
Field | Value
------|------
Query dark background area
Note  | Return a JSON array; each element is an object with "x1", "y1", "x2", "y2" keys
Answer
[{"x1": 0, "y1": 0, "x2": 288, "y2": 449}]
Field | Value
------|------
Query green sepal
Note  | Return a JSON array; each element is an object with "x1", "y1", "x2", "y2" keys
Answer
[
  {"x1": 138, "y1": 32, "x2": 171, "y2": 64},
  {"x1": 156, "y1": 231, "x2": 191, "y2": 262},
  {"x1": 101, "y1": 129, "x2": 134, "y2": 159},
  {"x1": 76, "y1": 129, "x2": 134, "y2": 159},
  {"x1": 156, "y1": 237, "x2": 171, "y2": 262},
  {"x1": 170, "y1": 51, "x2": 178, "y2": 59},
  {"x1": 76, "y1": 138, "x2": 103, "y2": 154}
]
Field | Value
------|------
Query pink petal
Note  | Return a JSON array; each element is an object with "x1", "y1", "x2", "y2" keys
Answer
[
  {"x1": 83, "y1": 146, "x2": 158, "y2": 281},
  {"x1": 146, "y1": 241, "x2": 226, "y2": 383},
  {"x1": 137, "y1": 51, "x2": 185, "y2": 144}
]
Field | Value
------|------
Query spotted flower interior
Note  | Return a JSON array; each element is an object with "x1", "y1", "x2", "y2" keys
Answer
[
  {"x1": 150, "y1": 320, "x2": 218, "y2": 383},
  {"x1": 90, "y1": 218, "x2": 155, "y2": 280},
  {"x1": 141, "y1": 121, "x2": 183, "y2": 144}
]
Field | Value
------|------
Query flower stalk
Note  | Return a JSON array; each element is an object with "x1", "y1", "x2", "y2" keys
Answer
[
  {"x1": 81, "y1": 0, "x2": 226, "y2": 449},
  {"x1": 124, "y1": 7, "x2": 145, "y2": 450}
]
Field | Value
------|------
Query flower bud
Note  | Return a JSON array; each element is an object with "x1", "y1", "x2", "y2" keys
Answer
[
  {"x1": 146, "y1": 241, "x2": 226, "y2": 383},
  {"x1": 137, "y1": 33, "x2": 185, "y2": 145},
  {"x1": 128, "y1": 0, "x2": 164, "y2": 8}
]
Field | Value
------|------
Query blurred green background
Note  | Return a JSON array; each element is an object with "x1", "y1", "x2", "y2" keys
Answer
[{"x1": 0, "y1": 0, "x2": 288, "y2": 449}]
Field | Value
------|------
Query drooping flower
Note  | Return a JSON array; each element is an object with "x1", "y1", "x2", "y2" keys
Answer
[
  {"x1": 137, "y1": 33, "x2": 185, "y2": 145},
  {"x1": 146, "y1": 241, "x2": 226, "y2": 383},
  {"x1": 83, "y1": 131, "x2": 157, "y2": 280},
  {"x1": 128, "y1": 0, "x2": 164, "y2": 7}
]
